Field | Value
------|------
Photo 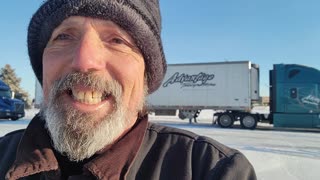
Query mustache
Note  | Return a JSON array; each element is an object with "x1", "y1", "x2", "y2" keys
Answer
[{"x1": 49, "y1": 72, "x2": 122, "y2": 103}]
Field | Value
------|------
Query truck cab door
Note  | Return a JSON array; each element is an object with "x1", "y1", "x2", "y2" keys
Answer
[{"x1": 314, "y1": 114, "x2": 320, "y2": 128}]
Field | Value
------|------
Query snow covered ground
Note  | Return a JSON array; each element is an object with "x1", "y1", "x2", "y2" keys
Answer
[{"x1": 1, "y1": 107, "x2": 319, "y2": 180}]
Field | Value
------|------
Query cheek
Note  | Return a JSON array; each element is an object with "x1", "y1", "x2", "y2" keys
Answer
[
  {"x1": 108, "y1": 52, "x2": 145, "y2": 88},
  {"x1": 41, "y1": 75, "x2": 50, "y2": 105},
  {"x1": 119, "y1": 58, "x2": 144, "y2": 88},
  {"x1": 115, "y1": 60, "x2": 145, "y2": 109},
  {"x1": 42, "y1": 62, "x2": 55, "y2": 104},
  {"x1": 42, "y1": 52, "x2": 67, "y2": 103}
]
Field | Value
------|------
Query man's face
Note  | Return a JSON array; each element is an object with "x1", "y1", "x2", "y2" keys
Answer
[{"x1": 41, "y1": 16, "x2": 146, "y2": 161}]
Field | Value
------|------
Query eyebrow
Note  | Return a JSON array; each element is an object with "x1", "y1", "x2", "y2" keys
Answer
[
  {"x1": 95, "y1": 20, "x2": 131, "y2": 37},
  {"x1": 54, "y1": 18, "x2": 83, "y2": 31}
]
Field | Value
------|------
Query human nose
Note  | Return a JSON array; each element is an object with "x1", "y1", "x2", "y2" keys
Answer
[{"x1": 71, "y1": 31, "x2": 105, "y2": 73}]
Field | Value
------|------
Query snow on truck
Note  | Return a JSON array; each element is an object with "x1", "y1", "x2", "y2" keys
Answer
[{"x1": 147, "y1": 61, "x2": 320, "y2": 129}]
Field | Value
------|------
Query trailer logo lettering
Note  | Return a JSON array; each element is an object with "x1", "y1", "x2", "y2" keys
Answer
[
  {"x1": 163, "y1": 72, "x2": 215, "y2": 88},
  {"x1": 301, "y1": 95, "x2": 320, "y2": 106}
]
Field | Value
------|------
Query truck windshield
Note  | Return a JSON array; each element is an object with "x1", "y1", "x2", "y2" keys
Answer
[{"x1": 0, "y1": 90, "x2": 11, "y2": 98}]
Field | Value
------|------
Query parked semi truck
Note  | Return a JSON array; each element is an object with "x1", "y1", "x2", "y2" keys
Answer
[
  {"x1": 0, "y1": 80, "x2": 25, "y2": 120},
  {"x1": 147, "y1": 61, "x2": 320, "y2": 129}
]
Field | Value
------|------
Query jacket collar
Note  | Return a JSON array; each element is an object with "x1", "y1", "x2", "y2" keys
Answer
[
  {"x1": 6, "y1": 114, "x2": 59, "y2": 180},
  {"x1": 6, "y1": 114, "x2": 148, "y2": 180}
]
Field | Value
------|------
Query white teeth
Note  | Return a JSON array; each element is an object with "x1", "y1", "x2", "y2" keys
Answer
[
  {"x1": 77, "y1": 91, "x2": 84, "y2": 100},
  {"x1": 92, "y1": 91, "x2": 99, "y2": 98},
  {"x1": 72, "y1": 90, "x2": 103, "y2": 104},
  {"x1": 84, "y1": 92, "x2": 92, "y2": 102}
]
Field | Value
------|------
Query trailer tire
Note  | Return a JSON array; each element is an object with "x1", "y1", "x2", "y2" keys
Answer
[
  {"x1": 11, "y1": 117, "x2": 19, "y2": 121},
  {"x1": 217, "y1": 114, "x2": 234, "y2": 128},
  {"x1": 240, "y1": 115, "x2": 257, "y2": 129},
  {"x1": 178, "y1": 110, "x2": 187, "y2": 120}
]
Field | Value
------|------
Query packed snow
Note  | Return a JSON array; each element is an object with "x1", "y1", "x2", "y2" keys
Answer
[{"x1": 0, "y1": 107, "x2": 319, "y2": 180}]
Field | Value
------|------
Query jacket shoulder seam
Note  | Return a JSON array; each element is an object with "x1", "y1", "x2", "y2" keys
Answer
[
  {"x1": 147, "y1": 124, "x2": 199, "y2": 140},
  {"x1": 212, "y1": 152, "x2": 242, "y2": 172},
  {"x1": 147, "y1": 124, "x2": 235, "y2": 158}
]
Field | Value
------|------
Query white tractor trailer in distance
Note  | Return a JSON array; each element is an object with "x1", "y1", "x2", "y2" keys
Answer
[{"x1": 147, "y1": 61, "x2": 261, "y2": 129}]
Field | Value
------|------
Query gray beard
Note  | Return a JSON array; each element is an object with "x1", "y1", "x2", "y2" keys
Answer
[
  {"x1": 42, "y1": 101, "x2": 128, "y2": 161},
  {"x1": 40, "y1": 72, "x2": 143, "y2": 161}
]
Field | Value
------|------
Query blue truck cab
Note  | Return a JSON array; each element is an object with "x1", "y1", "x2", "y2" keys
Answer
[
  {"x1": 270, "y1": 64, "x2": 320, "y2": 128},
  {"x1": 0, "y1": 80, "x2": 25, "y2": 120}
]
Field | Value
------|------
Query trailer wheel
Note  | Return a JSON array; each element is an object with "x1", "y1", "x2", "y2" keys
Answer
[
  {"x1": 217, "y1": 114, "x2": 234, "y2": 128},
  {"x1": 240, "y1": 115, "x2": 257, "y2": 129},
  {"x1": 178, "y1": 110, "x2": 187, "y2": 120},
  {"x1": 11, "y1": 117, "x2": 19, "y2": 121}
]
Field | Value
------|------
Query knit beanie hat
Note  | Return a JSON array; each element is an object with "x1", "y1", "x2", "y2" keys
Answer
[{"x1": 28, "y1": 0, "x2": 166, "y2": 94}]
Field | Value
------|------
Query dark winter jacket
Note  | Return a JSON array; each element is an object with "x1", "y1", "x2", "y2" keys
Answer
[{"x1": 0, "y1": 114, "x2": 256, "y2": 180}]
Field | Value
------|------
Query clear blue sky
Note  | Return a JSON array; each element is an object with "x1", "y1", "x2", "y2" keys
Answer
[{"x1": 1, "y1": 0, "x2": 320, "y2": 99}]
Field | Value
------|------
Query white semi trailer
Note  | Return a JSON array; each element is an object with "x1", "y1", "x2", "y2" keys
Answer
[
  {"x1": 34, "y1": 80, "x2": 43, "y2": 108},
  {"x1": 147, "y1": 61, "x2": 261, "y2": 129}
]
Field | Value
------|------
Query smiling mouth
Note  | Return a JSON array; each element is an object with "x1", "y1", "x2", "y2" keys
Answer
[{"x1": 67, "y1": 88, "x2": 111, "y2": 105}]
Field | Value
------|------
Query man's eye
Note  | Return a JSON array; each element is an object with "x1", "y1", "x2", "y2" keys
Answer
[
  {"x1": 53, "y1": 33, "x2": 72, "y2": 41},
  {"x1": 103, "y1": 35, "x2": 137, "y2": 52},
  {"x1": 111, "y1": 37, "x2": 125, "y2": 44}
]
